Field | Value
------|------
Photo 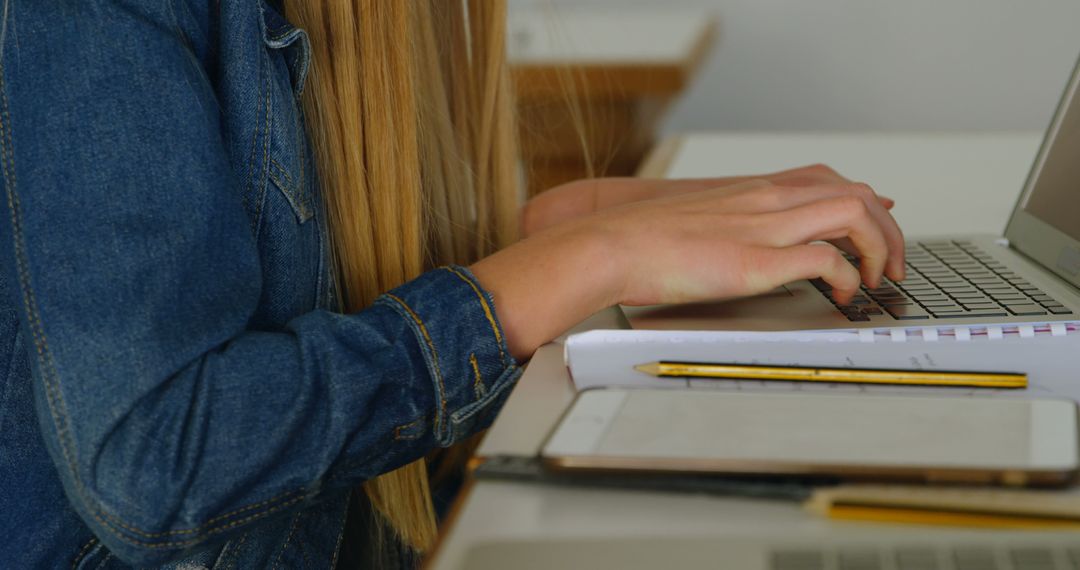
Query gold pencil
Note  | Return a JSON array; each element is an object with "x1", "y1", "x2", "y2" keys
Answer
[{"x1": 633, "y1": 361, "x2": 1027, "y2": 389}]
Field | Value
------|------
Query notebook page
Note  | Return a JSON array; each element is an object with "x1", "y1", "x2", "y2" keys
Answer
[{"x1": 564, "y1": 326, "x2": 1080, "y2": 401}]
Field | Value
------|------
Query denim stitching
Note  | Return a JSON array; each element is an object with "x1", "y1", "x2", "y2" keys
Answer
[
  {"x1": 328, "y1": 495, "x2": 349, "y2": 570},
  {"x1": 270, "y1": 512, "x2": 302, "y2": 570},
  {"x1": 299, "y1": 532, "x2": 313, "y2": 568},
  {"x1": 450, "y1": 365, "x2": 522, "y2": 426},
  {"x1": 102, "y1": 493, "x2": 309, "y2": 549},
  {"x1": 251, "y1": 54, "x2": 272, "y2": 237},
  {"x1": 95, "y1": 489, "x2": 305, "y2": 539},
  {"x1": 469, "y1": 353, "x2": 485, "y2": 399},
  {"x1": 382, "y1": 294, "x2": 448, "y2": 428},
  {"x1": 267, "y1": 167, "x2": 307, "y2": 221},
  {"x1": 442, "y1": 267, "x2": 507, "y2": 365},
  {"x1": 269, "y1": 157, "x2": 295, "y2": 186},
  {"x1": 393, "y1": 416, "x2": 424, "y2": 441},
  {"x1": 71, "y1": 537, "x2": 97, "y2": 569},
  {"x1": 218, "y1": 530, "x2": 250, "y2": 570},
  {"x1": 268, "y1": 157, "x2": 310, "y2": 221},
  {"x1": 294, "y1": 116, "x2": 306, "y2": 204},
  {"x1": 240, "y1": 71, "x2": 260, "y2": 232},
  {"x1": 291, "y1": 49, "x2": 303, "y2": 94},
  {"x1": 92, "y1": 553, "x2": 111, "y2": 570}
]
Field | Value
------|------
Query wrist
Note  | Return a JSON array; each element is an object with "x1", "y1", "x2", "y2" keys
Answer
[
  {"x1": 568, "y1": 218, "x2": 629, "y2": 310},
  {"x1": 467, "y1": 218, "x2": 628, "y2": 360}
]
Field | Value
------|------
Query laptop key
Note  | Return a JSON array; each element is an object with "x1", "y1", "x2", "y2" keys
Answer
[
  {"x1": 962, "y1": 302, "x2": 1001, "y2": 310},
  {"x1": 838, "y1": 550, "x2": 881, "y2": 570},
  {"x1": 1049, "y1": 307, "x2": 1074, "y2": 315},
  {"x1": 772, "y1": 550, "x2": 825, "y2": 570},
  {"x1": 1010, "y1": 548, "x2": 1054, "y2": 570},
  {"x1": 886, "y1": 306, "x2": 931, "y2": 319},
  {"x1": 934, "y1": 310, "x2": 1009, "y2": 318},
  {"x1": 1007, "y1": 304, "x2": 1048, "y2": 316},
  {"x1": 952, "y1": 548, "x2": 997, "y2": 570},
  {"x1": 1000, "y1": 299, "x2": 1040, "y2": 306},
  {"x1": 895, "y1": 548, "x2": 939, "y2": 570}
]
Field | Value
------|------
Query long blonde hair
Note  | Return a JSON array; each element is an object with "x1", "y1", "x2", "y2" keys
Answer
[{"x1": 284, "y1": 0, "x2": 520, "y2": 552}]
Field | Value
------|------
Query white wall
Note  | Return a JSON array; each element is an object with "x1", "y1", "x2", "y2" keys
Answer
[{"x1": 511, "y1": 0, "x2": 1080, "y2": 132}]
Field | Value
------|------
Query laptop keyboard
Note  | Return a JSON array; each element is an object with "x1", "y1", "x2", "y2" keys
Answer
[
  {"x1": 813, "y1": 240, "x2": 1074, "y2": 322},
  {"x1": 772, "y1": 545, "x2": 1080, "y2": 570}
]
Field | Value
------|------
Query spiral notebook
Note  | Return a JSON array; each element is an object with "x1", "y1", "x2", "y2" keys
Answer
[{"x1": 565, "y1": 322, "x2": 1080, "y2": 401}]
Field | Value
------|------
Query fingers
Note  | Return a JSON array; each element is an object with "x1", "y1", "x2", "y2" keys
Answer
[
  {"x1": 747, "y1": 243, "x2": 862, "y2": 304},
  {"x1": 733, "y1": 183, "x2": 905, "y2": 282},
  {"x1": 756, "y1": 196, "x2": 891, "y2": 289}
]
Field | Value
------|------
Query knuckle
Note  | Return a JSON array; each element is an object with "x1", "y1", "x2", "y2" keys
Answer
[
  {"x1": 743, "y1": 178, "x2": 773, "y2": 190},
  {"x1": 813, "y1": 244, "x2": 844, "y2": 269},
  {"x1": 845, "y1": 182, "x2": 874, "y2": 198},
  {"x1": 806, "y1": 163, "x2": 835, "y2": 176},
  {"x1": 760, "y1": 187, "x2": 787, "y2": 209},
  {"x1": 833, "y1": 195, "x2": 868, "y2": 217}
]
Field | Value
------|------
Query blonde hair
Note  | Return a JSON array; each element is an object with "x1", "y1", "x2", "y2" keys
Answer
[{"x1": 284, "y1": 0, "x2": 520, "y2": 552}]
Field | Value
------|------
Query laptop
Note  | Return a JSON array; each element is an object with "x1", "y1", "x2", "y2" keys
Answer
[{"x1": 624, "y1": 53, "x2": 1080, "y2": 333}]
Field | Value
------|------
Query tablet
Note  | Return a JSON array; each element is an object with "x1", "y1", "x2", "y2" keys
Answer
[{"x1": 541, "y1": 389, "x2": 1079, "y2": 486}]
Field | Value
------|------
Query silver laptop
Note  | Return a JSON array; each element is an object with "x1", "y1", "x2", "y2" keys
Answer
[{"x1": 625, "y1": 54, "x2": 1080, "y2": 333}]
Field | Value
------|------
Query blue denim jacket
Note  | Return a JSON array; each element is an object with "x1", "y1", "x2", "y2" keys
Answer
[{"x1": 0, "y1": 1, "x2": 521, "y2": 567}]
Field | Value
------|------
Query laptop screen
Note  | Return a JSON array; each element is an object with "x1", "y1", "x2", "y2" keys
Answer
[
  {"x1": 1021, "y1": 80, "x2": 1080, "y2": 241},
  {"x1": 1006, "y1": 52, "x2": 1080, "y2": 287}
]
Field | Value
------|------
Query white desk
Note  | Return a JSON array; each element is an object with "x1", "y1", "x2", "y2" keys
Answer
[{"x1": 426, "y1": 131, "x2": 1044, "y2": 570}]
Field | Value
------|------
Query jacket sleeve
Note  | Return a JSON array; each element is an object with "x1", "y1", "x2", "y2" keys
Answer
[{"x1": 0, "y1": 1, "x2": 520, "y2": 565}]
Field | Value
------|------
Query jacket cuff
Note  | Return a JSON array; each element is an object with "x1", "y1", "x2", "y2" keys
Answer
[{"x1": 374, "y1": 266, "x2": 522, "y2": 446}]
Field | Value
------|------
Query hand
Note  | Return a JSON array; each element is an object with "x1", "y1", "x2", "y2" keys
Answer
[
  {"x1": 472, "y1": 178, "x2": 904, "y2": 360},
  {"x1": 590, "y1": 179, "x2": 905, "y2": 306}
]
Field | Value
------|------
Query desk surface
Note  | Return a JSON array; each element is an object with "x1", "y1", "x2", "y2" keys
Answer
[{"x1": 427, "y1": 131, "x2": 1044, "y2": 570}]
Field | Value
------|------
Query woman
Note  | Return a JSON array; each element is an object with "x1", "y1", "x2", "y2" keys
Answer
[{"x1": 0, "y1": 1, "x2": 903, "y2": 568}]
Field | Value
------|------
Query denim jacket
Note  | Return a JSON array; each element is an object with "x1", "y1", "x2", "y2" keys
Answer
[{"x1": 0, "y1": 1, "x2": 521, "y2": 567}]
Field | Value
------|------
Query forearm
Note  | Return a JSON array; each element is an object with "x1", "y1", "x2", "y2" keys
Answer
[{"x1": 17, "y1": 268, "x2": 517, "y2": 565}]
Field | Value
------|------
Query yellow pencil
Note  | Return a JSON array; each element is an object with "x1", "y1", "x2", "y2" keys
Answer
[{"x1": 633, "y1": 361, "x2": 1027, "y2": 389}]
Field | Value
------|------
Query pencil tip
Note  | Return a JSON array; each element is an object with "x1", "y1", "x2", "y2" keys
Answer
[{"x1": 634, "y1": 362, "x2": 661, "y2": 376}]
